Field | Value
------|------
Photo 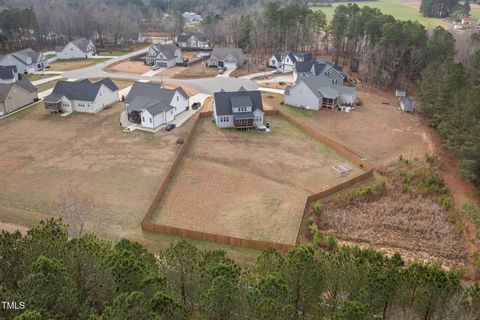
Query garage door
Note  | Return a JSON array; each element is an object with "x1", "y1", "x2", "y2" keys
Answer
[
  {"x1": 224, "y1": 62, "x2": 237, "y2": 70},
  {"x1": 156, "y1": 61, "x2": 168, "y2": 67}
]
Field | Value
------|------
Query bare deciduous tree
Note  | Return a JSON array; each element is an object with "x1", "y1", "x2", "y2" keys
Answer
[{"x1": 57, "y1": 186, "x2": 97, "y2": 237}]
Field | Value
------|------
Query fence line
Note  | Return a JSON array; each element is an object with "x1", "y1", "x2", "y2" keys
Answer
[{"x1": 141, "y1": 109, "x2": 375, "y2": 252}]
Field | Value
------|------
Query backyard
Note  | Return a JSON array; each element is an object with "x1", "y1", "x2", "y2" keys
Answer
[
  {"x1": 35, "y1": 78, "x2": 65, "y2": 92},
  {"x1": 49, "y1": 58, "x2": 112, "y2": 71},
  {"x1": 0, "y1": 103, "x2": 263, "y2": 262},
  {"x1": 150, "y1": 117, "x2": 364, "y2": 245}
]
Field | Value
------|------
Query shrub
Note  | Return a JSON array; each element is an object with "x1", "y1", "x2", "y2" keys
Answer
[
  {"x1": 309, "y1": 224, "x2": 325, "y2": 247},
  {"x1": 462, "y1": 203, "x2": 480, "y2": 239},
  {"x1": 415, "y1": 168, "x2": 447, "y2": 194},
  {"x1": 313, "y1": 201, "x2": 325, "y2": 215},
  {"x1": 327, "y1": 235, "x2": 338, "y2": 251}
]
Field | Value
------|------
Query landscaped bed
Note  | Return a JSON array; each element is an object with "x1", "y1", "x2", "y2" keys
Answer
[{"x1": 150, "y1": 116, "x2": 364, "y2": 245}]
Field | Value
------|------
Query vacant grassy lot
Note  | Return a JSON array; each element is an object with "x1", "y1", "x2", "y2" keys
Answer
[
  {"x1": 312, "y1": 0, "x2": 448, "y2": 27},
  {"x1": 173, "y1": 62, "x2": 218, "y2": 79},
  {"x1": 151, "y1": 117, "x2": 363, "y2": 245},
  {"x1": 104, "y1": 60, "x2": 151, "y2": 74},
  {"x1": 0, "y1": 103, "x2": 264, "y2": 262},
  {"x1": 49, "y1": 58, "x2": 111, "y2": 71}
]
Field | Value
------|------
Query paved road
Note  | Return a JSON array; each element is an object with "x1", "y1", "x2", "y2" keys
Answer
[{"x1": 60, "y1": 46, "x2": 259, "y2": 95}]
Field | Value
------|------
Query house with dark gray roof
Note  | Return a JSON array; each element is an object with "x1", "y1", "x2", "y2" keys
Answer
[
  {"x1": 284, "y1": 75, "x2": 356, "y2": 110},
  {"x1": 145, "y1": 44, "x2": 184, "y2": 68},
  {"x1": 44, "y1": 78, "x2": 119, "y2": 114},
  {"x1": 208, "y1": 48, "x2": 245, "y2": 69},
  {"x1": 56, "y1": 38, "x2": 96, "y2": 59},
  {"x1": 176, "y1": 33, "x2": 211, "y2": 50},
  {"x1": 268, "y1": 51, "x2": 313, "y2": 73},
  {"x1": 125, "y1": 82, "x2": 189, "y2": 130},
  {"x1": 0, "y1": 66, "x2": 18, "y2": 84},
  {"x1": 293, "y1": 60, "x2": 345, "y2": 82},
  {"x1": 0, "y1": 48, "x2": 48, "y2": 74},
  {"x1": 213, "y1": 87, "x2": 264, "y2": 129},
  {"x1": 0, "y1": 80, "x2": 37, "y2": 116}
]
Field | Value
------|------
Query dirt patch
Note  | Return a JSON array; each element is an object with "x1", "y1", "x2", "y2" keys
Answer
[
  {"x1": 104, "y1": 60, "x2": 150, "y2": 75},
  {"x1": 49, "y1": 58, "x2": 111, "y2": 71},
  {"x1": 173, "y1": 61, "x2": 218, "y2": 79},
  {"x1": 156, "y1": 66, "x2": 189, "y2": 77},
  {"x1": 151, "y1": 117, "x2": 364, "y2": 245}
]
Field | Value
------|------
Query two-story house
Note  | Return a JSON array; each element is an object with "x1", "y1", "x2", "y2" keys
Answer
[
  {"x1": 267, "y1": 51, "x2": 313, "y2": 73},
  {"x1": 213, "y1": 87, "x2": 264, "y2": 129},
  {"x1": 145, "y1": 44, "x2": 184, "y2": 68}
]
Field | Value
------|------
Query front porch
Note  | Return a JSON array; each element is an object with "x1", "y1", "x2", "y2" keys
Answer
[
  {"x1": 322, "y1": 97, "x2": 338, "y2": 109},
  {"x1": 44, "y1": 101, "x2": 62, "y2": 113}
]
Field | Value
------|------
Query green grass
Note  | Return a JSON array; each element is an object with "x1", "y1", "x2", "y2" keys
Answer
[
  {"x1": 471, "y1": 4, "x2": 480, "y2": 20},
  {"x1": 311, "y1": 0, "x2": 448, "y2": 28},
  {"x1": 49, "y1": 58, "x2": 111, "y2": 71},
  {"x1": 36, "y1": 79, "x2": 64, "y2": 92},
  {"x1": 97, "y1": 51, "x2": 130, "y2": 56},
  {"x1": 46, "y1": 54, "x2": 56, "y2": 59},
  {"x1": 22, "y1": 73, "x2": 56, "y2": 82}
]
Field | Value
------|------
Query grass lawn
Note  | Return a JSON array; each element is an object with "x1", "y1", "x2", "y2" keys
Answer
[
  {"x1": 311, "y1": 0, "x2": 448, "y2": 28},
  {"x1": 22, "y1": 73, "x2": 57, "y2": 82},
  {"x1": 36, "y1": 79, "x2": 64, "y2": 92},
  {"x1": 97, "y1": 51, "x2": 131, "y2": 56},
  {"x1": 471, "y1": 3, "x2": 480, "y2": 20},
  {"x1": 0, "y1": 102, "x2": 42, "y2": 125},
  {"x1": 49, "y1": 58, "x2": 111, "y2": 71},
  {"x1": 46, "y1": 54, "x2": 56, "y2": 59}
]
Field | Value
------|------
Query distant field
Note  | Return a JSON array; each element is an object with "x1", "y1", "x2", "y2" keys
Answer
[{"x1": 311, "y1": 0, "x2": 449, "y2": 28}]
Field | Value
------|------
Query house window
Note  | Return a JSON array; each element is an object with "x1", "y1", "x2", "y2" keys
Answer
[
  {"x1": 176, "y1": 96, "x2": 179, "y2": 101},
  {"x1": 142, "y1": 116, "x2": 145, "y2": 122},
  {"x1": 149, "y1": 118, "x2": 152, "y2": 123}
]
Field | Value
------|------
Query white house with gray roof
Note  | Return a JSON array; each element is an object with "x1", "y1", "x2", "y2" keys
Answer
[
  {"x1": 213, "y1": 87, "x2": 264, "y2": 129},
  {"x1": 268, "y1": 51, "x2": 313, "y2": 73},
  {"x1": 284, "y1": 75, "x2": 356, "y2": 110},
  {"x1": 145, "y1": 44, "x2": 184, "y2": 68},
  {"x1": 176, "y1": 33, "x2": 211, "y2": 50},
  {"x1": 44, "y1": 78, "x2": 119, "y2": 114},
  {"x1": 56, "y1": 38, "x2": 96, "y2": 59},
  {"x1": 0, "y1": 48, "x2": 48, "y2": 74},
  {"x1": 208, "y1": 48, "x2": 245, "y2": 69},
  {"x1": 294, "y1": 60, "x2": 345, "y2": 82},
  {"x1": 125, "y1": 82, "x2": 189, "y2": 130}
]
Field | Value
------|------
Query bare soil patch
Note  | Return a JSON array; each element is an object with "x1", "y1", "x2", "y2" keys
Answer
[
  {"x1": 230, "y1": 62, "x2": 270, "y2": 78},
  {"x1": 151, "y1": 117, "x2": 364, "y2": 245},
  {"x1": 156, "y1": 66, "x2": 189, "y2": 77},
  {"x1": 104, "y1": 60, "x2": 150, "y2": 75}
]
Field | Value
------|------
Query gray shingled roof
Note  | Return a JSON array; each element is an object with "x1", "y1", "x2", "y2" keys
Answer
[
  {"x1": 150, "y1": 44, "x2": 179, "y2": 60},
  {"x1": 0, "y1": 65, "x2": 17, "y2": 80},
  {"x1": 300, "y1": 76, "x2": 356, "y2": 100},
  {"x1": 214, "y1": 89, "x2": 263, "y2": 116},
  {"x1": 210, "y1": 48, "x2": 244, "y2": 62},
  {"x1": 125, "y1": 81, "x2": 189, "y2": 116},
  {"x1": 44, "y1": 78, "x2": 118, "y2": 103},
  {"x1": 5, "y1": 48, "x2": 45, "y2": 65},
  {"x1": 177, "y1": 34, "x2": 191, "y2": 43},
  {"x1": 56, "y1": 38, "x2": 93, "y2": 53},
  {"x1": 0, "y1": 80, "x2": 36, "y2": 103}
]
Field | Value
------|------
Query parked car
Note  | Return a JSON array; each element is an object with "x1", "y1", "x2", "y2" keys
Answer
[
  {"x1": 191, "y1": 102, "x2": 201, "y2": 110},
  {"x1": 218, "y1": 68, "x2": 225, "y2": 75},
  {"x1": 165, "y1": 123, "x2": 176, "y2": 131},
  {"x1": 151, "y1": 65, "x2": 160, "y2": 70}
]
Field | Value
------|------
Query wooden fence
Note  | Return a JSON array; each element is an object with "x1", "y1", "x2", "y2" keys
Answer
[{"x1": 141, "y1": 109, "x2": 375, "y2": 251}]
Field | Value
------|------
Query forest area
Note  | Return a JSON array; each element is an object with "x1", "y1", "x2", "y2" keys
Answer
[{"x1": 0, "y1": 219, "x2": 479, "y2": 320}]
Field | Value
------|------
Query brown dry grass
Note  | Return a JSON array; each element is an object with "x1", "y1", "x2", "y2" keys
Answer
[
  {"x1": 104, "y1": 60, "x2": 151, "y2": 74},
  {"x1": 230, "y1": 62, "x2": 269, "y2": 78},
  {"x1": 152, "y1": 117, "x2": 364, "y2": 245},
  {"x1": 36, "y1": 78, "x2": 65, "y2": 93},
  {"x1": 49, "y1": 58, "x2": 111, "y2": 71},
  {"x1": 260, "y1": 82, "x2": 293, "y2": 90},
  {"x1": 173, "y1": 61, "x2": 217, "y2": 79},
  {"x1": 270, "y1": 84, "x2": 431, "y2": 166}
]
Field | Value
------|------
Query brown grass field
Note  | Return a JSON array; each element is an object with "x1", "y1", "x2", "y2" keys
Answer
[
  {"x1": 104, "y1": 60, "x2": 151, "y2": 74},
  {"x1": 49, "y1": 58, "x2": 111, "y2": 71},
  {"x1": 0, "y1": 102, "x2": 264, "y2": 262},
  {"x1": 151, "y1": 117, "x2": 364, "y2": 245}
]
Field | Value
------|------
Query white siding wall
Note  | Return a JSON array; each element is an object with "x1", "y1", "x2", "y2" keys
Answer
[
  {"x1": 66, "y1": 85, "x2": 118, "y2": 113},
  {"x1": 253, "y1": 109, "x2": 264, "y2": 127},
  {"x1": 284, "y1": 82, "x2": 321, "y2": 110},
  {"x1": 170, "y1": 91, "x2": 189, "y2": 115},
  {"x1": 57, "y1": 43, "x2": 87, "y2": 59},
  {"x1": 337, "y1": 91, "x2": 356, "y2": 105}
]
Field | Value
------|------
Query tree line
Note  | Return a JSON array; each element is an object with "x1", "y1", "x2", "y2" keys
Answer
[{"x1": 0, "y1": 219, "x2": 479, "y2": 320}]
